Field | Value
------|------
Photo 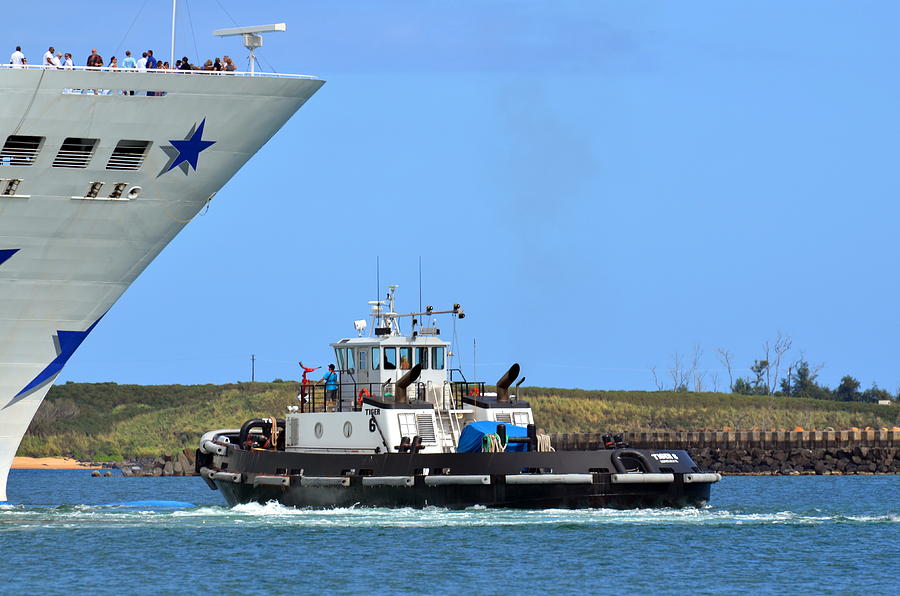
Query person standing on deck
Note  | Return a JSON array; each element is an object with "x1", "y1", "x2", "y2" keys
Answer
[
  {"x1": 10, "y1": 46, "x2": 25, "y2": 67},
  {"x1": 319, "y1": 364, "x2": 339, "y2": 405},
  {"x1": 122, "y1": 50, "x2": 136, "y2": 70},
  {"x1": 86, "y1": 48, "x2": 103, "y2": 67}
]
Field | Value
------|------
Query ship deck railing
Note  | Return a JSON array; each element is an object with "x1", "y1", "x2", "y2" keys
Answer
[{"x1": 0, "y1": 63, "x2": 319, "y2": 80}]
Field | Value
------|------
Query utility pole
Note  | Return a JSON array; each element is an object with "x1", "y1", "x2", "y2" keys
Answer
[{"x1": 251, "y1": 354, "x2": 256, "y2": 382}]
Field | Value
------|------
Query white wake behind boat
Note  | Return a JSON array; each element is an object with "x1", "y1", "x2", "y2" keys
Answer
[{"x1": 0, "y1": 32, "x2": 323, "y2": 501}]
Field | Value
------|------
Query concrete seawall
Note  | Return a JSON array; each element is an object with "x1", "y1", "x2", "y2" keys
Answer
[{"x1": 549, "y1": 430, "x2": 900, "y2": 474}]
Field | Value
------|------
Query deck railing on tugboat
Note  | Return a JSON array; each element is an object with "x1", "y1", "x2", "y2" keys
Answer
[{"x1": 299, "y1": 381, "x2": 434, "y2": 413}]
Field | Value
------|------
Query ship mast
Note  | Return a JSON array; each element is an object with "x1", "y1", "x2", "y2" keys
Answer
[{"x1": 170, "y1": 0, "x2": 177, "y2": 67}]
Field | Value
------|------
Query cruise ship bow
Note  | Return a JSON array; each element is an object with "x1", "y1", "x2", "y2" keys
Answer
[{"x1": 0, "y1": 65, "x2": 323, "y2": 501}]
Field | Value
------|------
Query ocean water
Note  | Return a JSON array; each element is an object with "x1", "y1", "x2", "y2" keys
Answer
[{"x1": 1, "y1": 471, "x2": 898, "y2": 595}]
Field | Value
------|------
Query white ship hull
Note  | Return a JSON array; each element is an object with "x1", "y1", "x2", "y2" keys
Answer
[{"x1": 0, "y1": 67, "x2": 323, "y2": 501}]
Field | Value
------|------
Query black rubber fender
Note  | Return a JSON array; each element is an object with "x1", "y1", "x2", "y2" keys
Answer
[
  {"x1": 238, "y1": 418, "x2": 285, "y2": 448},
  {"x1": 611, "y1": 450, "x2": 659, "y2": 474}
]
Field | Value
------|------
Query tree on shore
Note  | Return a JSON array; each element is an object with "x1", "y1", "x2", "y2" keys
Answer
[{"x1": 834, "y1": 376, "x2": 861, "y2": 402}]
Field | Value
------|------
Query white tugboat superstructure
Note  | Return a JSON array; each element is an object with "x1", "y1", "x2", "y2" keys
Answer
[{"x1": 0, "y1": 55, "x2": 323, "y2": 501}]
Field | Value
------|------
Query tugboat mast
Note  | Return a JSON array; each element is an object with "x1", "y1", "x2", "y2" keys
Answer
[{"x1": 368, "y1": 286, "x2": 464, "y2": 337}]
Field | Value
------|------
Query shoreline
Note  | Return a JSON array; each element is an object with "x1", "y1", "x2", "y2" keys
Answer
[{"x1": 12, "y1": 456, "x2": 105, "y2": 470}]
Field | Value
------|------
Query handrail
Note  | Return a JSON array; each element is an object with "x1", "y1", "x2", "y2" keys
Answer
[{"x1": 0, "y1": 63, "x2": 319, "y2": 80}]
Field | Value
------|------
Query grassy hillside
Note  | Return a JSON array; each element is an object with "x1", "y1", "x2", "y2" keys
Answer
[
  {"x1": 527, "y1": 388, "x2": 899, "y2": 433},
  {"x1": 17, "y1": 382, "x2": 900, "y2": 460}
]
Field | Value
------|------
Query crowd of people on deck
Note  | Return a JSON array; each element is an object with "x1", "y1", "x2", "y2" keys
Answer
[{"x1": 8, "y1": 45, "x2": 237, "y2": 72}]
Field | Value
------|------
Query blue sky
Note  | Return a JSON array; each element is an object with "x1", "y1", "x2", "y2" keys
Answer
[{"x1": 10, "y1": 1, "x2": 900, "y2": 392}]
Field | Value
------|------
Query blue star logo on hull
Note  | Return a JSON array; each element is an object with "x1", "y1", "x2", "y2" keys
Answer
[
  {"x1": 4, "y1": 316, "x2": 104, "y2": 409},
  {"x1": 0, "y1": 249, "x2": 19, "y2": 266},
  {"x1": 159, "y1": 118, "x2": 216, "y2": 176}
]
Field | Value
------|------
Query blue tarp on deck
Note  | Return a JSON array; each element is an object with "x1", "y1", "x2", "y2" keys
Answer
[{"x1": 457, "y1": 421, "x2": 529, "y2": 453}]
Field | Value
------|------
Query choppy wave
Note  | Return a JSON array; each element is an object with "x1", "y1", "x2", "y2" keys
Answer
[{"x1": 1, "y1": 499, "x2": 897, "y2": 530}]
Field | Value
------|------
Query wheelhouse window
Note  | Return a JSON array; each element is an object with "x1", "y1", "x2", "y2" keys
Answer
[
  {"x1": 431, "y1": 347, "x2": 445, "y2": 370},
  {"x1": 415, "y1": 347, "x2": 428, "y2": 370},
  {"x1": 106, "y1": 140, "x2": 151, "y2": 170},
  {"x1": 371, "y1": 347, "x2": 380, "y2": 370},
  {"x1": 345, "y1": 349, "x2": 355, "y2": 371},
  {"x1": 53, "y1": 137, "x2": 97, "y2": 168},
  {"x1": 358, "y1": 349, "x2": 367, "y2": 371},
  {"x1": 1, "y1": 135, "x2": 43, "y2": 166},
  {"x1": 335, "y1": 348, "x2": 346, "y2": 370},
  {"x1": 399, "y1": 347, "x2": 412, "y2": 370},
  {"x1": 383, "y1": 347, "x2": 397, "y2": 370}
]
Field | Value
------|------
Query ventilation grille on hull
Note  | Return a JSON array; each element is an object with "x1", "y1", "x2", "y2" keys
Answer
[
  {"x1": 53, "y1": 137, "x2": 98, "y2": 168},
  {"x1": 1, "y1": 135, "x2": 43, "y2": 166},
  {"x1": 107, "y1": 140, "x2": 151, "y2": 170}
]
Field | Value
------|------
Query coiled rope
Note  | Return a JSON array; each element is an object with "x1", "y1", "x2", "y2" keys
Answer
[
  {"x1": 481, "y1": 433, "x2": 506, "y2": 453},
  {"x1": 536, "y1": 434, "x2": 555, "y2": 452}
]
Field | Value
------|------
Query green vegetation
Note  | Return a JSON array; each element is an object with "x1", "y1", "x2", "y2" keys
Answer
[
  {"x1": 667, "y1": 336, "x2": 899, "y2": 402},
  {"x1": 527, "y1": 388, "x2": 899, "y2": 433},
  {"x1": 18, "y1": 382, "x2": 900, "y2": 460}
]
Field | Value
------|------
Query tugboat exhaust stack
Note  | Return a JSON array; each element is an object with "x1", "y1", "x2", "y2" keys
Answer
[{"x1": 496, "y1": 363, "x2": 521, "y2": 403}]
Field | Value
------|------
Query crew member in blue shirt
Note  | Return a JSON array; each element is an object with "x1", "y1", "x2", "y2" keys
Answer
[{"x1": 320, "y1": 364, "x2": 339, "y2": 404}]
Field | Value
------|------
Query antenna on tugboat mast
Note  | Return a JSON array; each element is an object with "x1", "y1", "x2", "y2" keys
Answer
[
  {"x1": 170, "y1": 0, "x2": 177, "y2": 67},
  {"x1": 473, "y1": 338, "x2": 477, "y2": 384},
  {"x1": 418, "y1": 256, "x2": 422, "y2": 313}
]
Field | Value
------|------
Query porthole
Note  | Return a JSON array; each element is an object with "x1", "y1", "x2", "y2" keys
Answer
[
  {"x1": 343, "y1": 421, "x2": 353, "y2": 438},
  {"x1": 314, "y1": 422, "x2": 323, "y2": 439},
  {"x1": 127, "y1": 186, "x2": 141, "y2": 199}
]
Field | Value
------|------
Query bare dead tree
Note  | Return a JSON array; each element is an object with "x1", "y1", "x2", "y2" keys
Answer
[
  {"x1": 669, "y1": 352, "x2": 689, "y2": 391},
  {"x1": 650, "y1": 367, "x2": 664, "y2": 391},
  {"x1": 762, "y1": 340, "x2": 771, "y2": 395},
  {"x1": 690, "y1": 344, "x2": 705, "y2": 392},
  {"x1": 711, "y1": 371, "x2": 720, "y2": 393},
  {"x1": 717, "y1": 348, "x2": 734, "y2": 392},
  {"x1": 771, "y1": 332, "x2": 792, "y2": 395}
]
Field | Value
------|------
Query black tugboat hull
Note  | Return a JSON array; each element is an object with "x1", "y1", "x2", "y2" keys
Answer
[
  {"x1": 216, "y1": 477, "x2": 711, "y2": 509},
  {"x1": 202, "y1": 447, "x2": 715, "y2": 509}
]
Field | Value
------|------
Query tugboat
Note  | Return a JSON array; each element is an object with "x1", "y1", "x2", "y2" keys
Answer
[{"x1": 196, "y1": 287, "x2": 720, "y2": 509}]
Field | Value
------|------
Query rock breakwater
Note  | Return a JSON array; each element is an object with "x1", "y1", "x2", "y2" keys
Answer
[
  {"x1": 119, "y1": 449, "x2": 197, "y2": 477},
  {"x1": 690, "y1": 446, "x2": 898, "y2": 475},
  {"x1": 549, "y1": 429, "x2": 900, "y2": 475}
]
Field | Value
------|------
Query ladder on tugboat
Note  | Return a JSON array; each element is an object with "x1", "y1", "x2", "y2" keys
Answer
[{"x1": 434, "y1": 382, "x2": 460, "y2": 453}]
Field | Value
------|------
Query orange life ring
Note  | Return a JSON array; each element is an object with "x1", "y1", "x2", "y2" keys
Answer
[
  {"x1": 468, "y1": 386, "x2": 480, "y2": 397},
  {"x1": 357, "y1": 387, "x2": 370, "y2": 407}
]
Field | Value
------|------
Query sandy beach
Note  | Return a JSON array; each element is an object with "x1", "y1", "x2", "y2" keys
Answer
[{"x1": 12, "y1": 457, "x2": 104, "y2": 470}]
